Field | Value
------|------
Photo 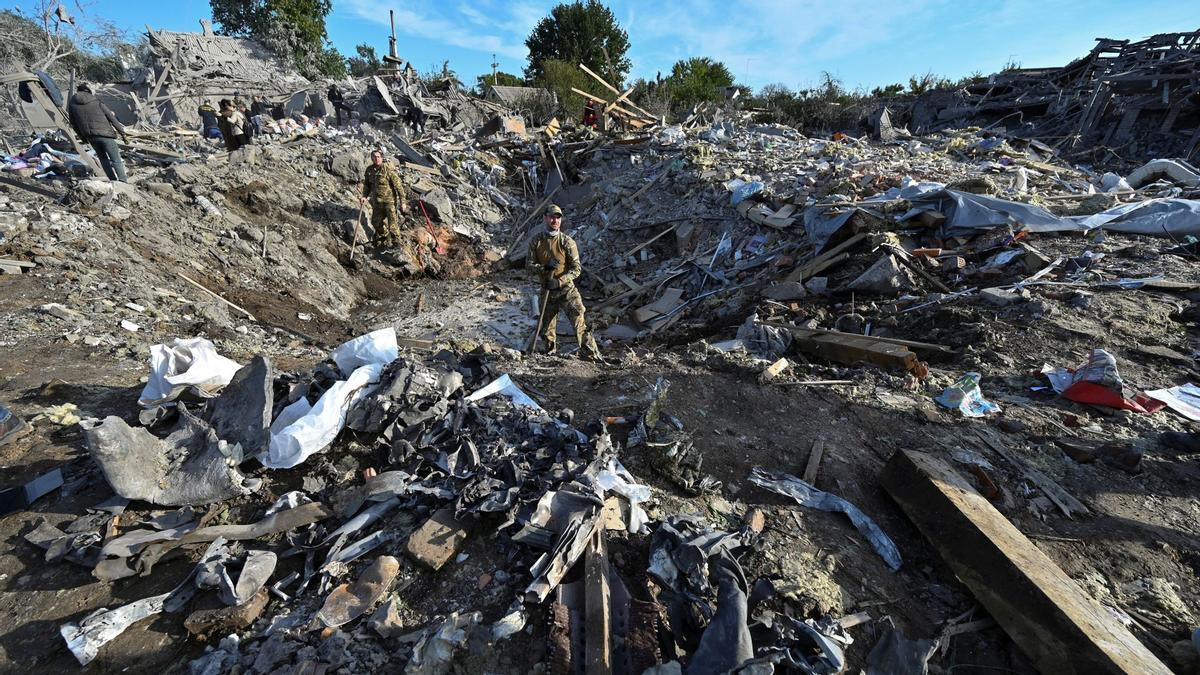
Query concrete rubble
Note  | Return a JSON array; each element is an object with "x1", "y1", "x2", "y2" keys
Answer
[{"x1": 2, "y1": 17, "x2": 1200, "y2": 675}]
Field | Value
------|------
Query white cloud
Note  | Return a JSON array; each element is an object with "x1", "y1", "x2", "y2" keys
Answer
[{"x1": 339, "y1": 0, "x2": 532, "y2": 61}]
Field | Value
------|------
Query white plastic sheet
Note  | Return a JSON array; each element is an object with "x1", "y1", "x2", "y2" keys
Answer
[
  {"x1": 330, "y1": 327, "x2": 398, "y2": 376},
  {"x1": 597, "y1": 458, "x2": 652, "y2": 534},
  {"x1": 1145, "y1": 384, "x2": 1200, "y2": 422},
  {"x1": 138, "y1": 338, "x2": 242, "y2": 407},
  {"x1": 465, "y1": 374, "x2": 543, "y2": 412},
  {"x1": 262, "y1": 363, "x2": 383, "y2": 469},
  {"x1": 262, "y1": 329, "x2": 400, "y2": 469},
  {"x1": 269, "y1": 397, "x2": 313, "y2": 435}
]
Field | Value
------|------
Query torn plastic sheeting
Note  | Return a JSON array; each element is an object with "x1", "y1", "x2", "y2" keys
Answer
[
  {"x1": 405, "y1": 611, "x2": 482, "y2": 675},
  {"x1": 464, "y1": 373, "x2": 543, "y2": 412},
  {"x1": 491, "y1": 603, "x2": 526, "y2": 641},
  {"x1": 60, "y1": 538, "x2": 223, "y2": 666},
  {"x1": 896, "y1": 186, "x2": 1200, "y2": 238},
  {"x1": 596, "y1": 458, "x2": 651, "y2": 534},
  {"x1": 749, "y1": 467, "x2": 902, "y2": 571},
  {"x1": 1039, "y1": 349, "x2": 1165, "y2": 413},
  {"x1": 689, "y1": 554, "x2": 754, "y2": 675},
  {"x1": 330, "y1": 327, "x2": 398, "y2": 376},
  {"x1": 1145, "y1": 383, "x2": 1200, "y2": 421},
  {"x1": 866, "y1": 627, "x2": 937, "y2": 675},
  {"x1": 935, "y1": 372, "x2": 1000, "y2": 417},
  {"x1": 138, "y1": 338, "x2": 242, "y2": 407},
  {"x1": 269, "y1": 397, "x2": 313, "y2": 435},
  {"x1": 803, "y1": 207, "x2": 857, "y2": 254},
  {"x1": 1074, "y1": 198, "x2": 1200, "y2": 236},
  {"x1": 263, "y1": 362, "x2": 384, "y2": 469}
]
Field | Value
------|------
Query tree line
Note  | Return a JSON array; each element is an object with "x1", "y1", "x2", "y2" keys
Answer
[{"x1": 3, "y1": 0, "x2": 1007, "y2": 135}]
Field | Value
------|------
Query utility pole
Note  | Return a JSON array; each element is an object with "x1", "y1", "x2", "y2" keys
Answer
[
  {"x1": 491, "y1": 53, "x2": 498, "y2": 85},
  {"x1": 387, "y1": 10, "x2": 398, "y2": 61}
]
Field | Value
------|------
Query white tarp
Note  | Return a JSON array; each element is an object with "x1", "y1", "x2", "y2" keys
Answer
[
  {"x1": 262, "y1": 329, "x2": 398, "y2": 469},
  {"x1": 596, "y1": 458, "x2": 652, "y2": 534},
  {"x1": 262, "y1": 363, "x2": 383, "y2": 469},
  {"x1": 465, "y1": 374, "x2": 544, "y2": 411},
  {"x1": 857, "y1": 178, "x2": 1200, "y2": 239},
  {"x1": 1145, "y1": 383, "x2": 1200, "y2": 422},
  {"x1": 138, "y1": 338, "x2": 242, "y2": 407},
  {"x1": 331, "y1": 327, "x2": 398, "y2": 376}
]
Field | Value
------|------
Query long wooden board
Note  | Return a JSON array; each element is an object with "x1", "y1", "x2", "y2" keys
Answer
[{"x1": 882, "y1": 450, "x2": 1171, "y2": 675}]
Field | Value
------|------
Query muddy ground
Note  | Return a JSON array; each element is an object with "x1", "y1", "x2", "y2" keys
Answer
[{"x1": 3, "y1": 221, "x2": 1200, "y2": 672}]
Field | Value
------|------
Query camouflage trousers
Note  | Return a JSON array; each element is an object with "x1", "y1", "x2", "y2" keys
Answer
[
  {"x1": 370, "y1": 200, "x2": 402, "y2": 248},
  {"x1": 539, "y1": 285, "x2": 601, "y2": 359}
]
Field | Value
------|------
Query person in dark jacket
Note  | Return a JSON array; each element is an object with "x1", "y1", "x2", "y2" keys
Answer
[
  {"x1": 198, "y1": 100, "x2": 222, "y2": 139},
  {"x1": 327, "y1": 85, "x2": 345, "y2": 126},
  {"x1": 67, "y1": 83, "x2": 128, "y2": 182}
]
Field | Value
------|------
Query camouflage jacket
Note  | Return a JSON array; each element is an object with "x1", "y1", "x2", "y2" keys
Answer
[
  {"x1": 527, "y1": 230, "x2": 582, "y2": 290},
  {"x1": 363, "y1": 162, "x2": 407, "y2": 204}
]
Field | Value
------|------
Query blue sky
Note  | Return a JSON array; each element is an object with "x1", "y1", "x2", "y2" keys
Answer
[{"x1": 9, "y1": 0, "x2": 1197, "y2": 91}]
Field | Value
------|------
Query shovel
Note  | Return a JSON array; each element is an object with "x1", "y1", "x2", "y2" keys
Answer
[
  {"x1": 525, "y1": 288, "x2": 550, "y2": 355},
  {"x1": 348, "y1": 203, "x2": 364, "y2": 263}
]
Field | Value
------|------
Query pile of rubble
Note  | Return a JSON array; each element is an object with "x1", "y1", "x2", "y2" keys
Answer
[
  {"x1": 889, "y1": 27, "x2": 1200, "y2": 164},
  {"x1": 4, "y1": 20, "x2": 1200, "y2": 675}
]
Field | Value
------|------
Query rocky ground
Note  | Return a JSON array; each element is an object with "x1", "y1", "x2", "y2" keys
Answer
[{"x1": 1, "y1": 117, "x2": 1199, "y2": 674}]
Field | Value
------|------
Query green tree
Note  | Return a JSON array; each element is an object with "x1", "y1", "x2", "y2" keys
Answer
[
  {"x1": 477, "y1": 71, "x2": 525, "y2": 92},
  {"x1": 906, "y1": 70, "x2": 950, "y2": 94},
  {"x1": 870, "y1": 83, "x2": 905, "y2": 97},
  {"x1": 347, "y1": 43, "x2": 381, "y2": 77},
  {"x1": 665, "y1": 56, "x2": 734, "y2": 110},
  {"x1": 537, "y1": 58, "x2": 592, "y2": 120},
  {"x1": 524, "y1": 0, "x2": 630, "y2": 85},
  {"x1": 209, "y1": 0, "x2": 344, "y2": 78}
]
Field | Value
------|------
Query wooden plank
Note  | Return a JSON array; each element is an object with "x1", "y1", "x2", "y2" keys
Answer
[
  {"x1": 568, "y1": 88, "x2": 646, "y2": 121},
  {"x1": 177, "y1": 273, "x2": 257, "y2": 321},
  {"x1": 402, "y1": 162, "x2": 441, "y2": 176},
  {"x1": 616, "y1": 273, "x2": 642, "y2": 292},
  {"x1": 975, "y1": 431, "x2": 1090, "y2": 518},
  {"x1": 785, "y1": 232, "x2": 868, "y2": 283},
  {"x1": 619, "y1": 223, "x2": 678, "y2": 260},
  {"x1": 762, "y1": 321, "x2": 955, "y2": 356},
  {"x1": 584, "y1": 531, "x2": 612, "y2": 675},
  {"x1": 803, "y1": 438, "x2": 826, "y2": 485},
  {"x1": 882, "y1": 450, "x2": 1171, "y2": 675},
  {"x1": 0, "y1": 258, "x2": 36, "y2": 268},
  {"x1": 788, "y1": 328, "x2": 919, "y2": 372},
  {"x1": 603, "y1": 83, "x2": 637, "y2": 116},
  {"x1": 578, "y1": 64, "x2": 658, "y2": 121}
]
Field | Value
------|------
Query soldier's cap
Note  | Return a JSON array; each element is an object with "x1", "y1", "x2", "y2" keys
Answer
[{"x1": 546, "y1": 204, "x2": 563, "y2": 216}]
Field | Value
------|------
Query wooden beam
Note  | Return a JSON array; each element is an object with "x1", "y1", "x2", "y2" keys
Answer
[
  {"x1": 762, "y1": 321, "x2": 955, "y2": 356},
  {"x1": 569, "y1": 88, "x2": 647, "y2": 121},
  {"x1": 882, "y1": 450, "x2": 1171, "y2": 675},
  {"x1": 578, "y1": 64, "x2": 658, "y2": 120},
  {"x1": 603, "y1": 83, "x2": 637, "y2": 116},
  {"x1": 584, "y1": 530, "x2": 612, "y2": 675},
  {"x1": 803, "y1": 438, "x2": 825, "y2": 485}
]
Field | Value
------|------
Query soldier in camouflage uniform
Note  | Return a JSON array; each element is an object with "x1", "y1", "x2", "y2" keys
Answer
[
  {"x1": 360, "y1": 149, "x2": 408, "y2": 249},
  {"x1": 527, "y1": 204, "x2": 602, "y2": 360}
]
